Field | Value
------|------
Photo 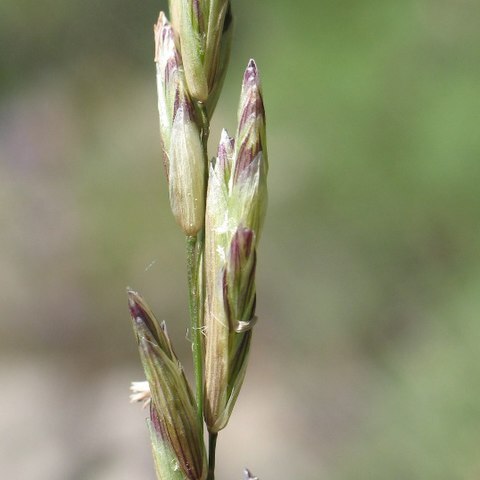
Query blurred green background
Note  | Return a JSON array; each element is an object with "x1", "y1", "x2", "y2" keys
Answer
[{"x1": 2, "y1": 0, "x2": 480, "y2": 478}]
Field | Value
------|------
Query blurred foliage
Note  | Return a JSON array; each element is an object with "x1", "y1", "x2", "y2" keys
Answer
[{"x1": 1, "y1": 0, "x2": 480, "y2": 478}]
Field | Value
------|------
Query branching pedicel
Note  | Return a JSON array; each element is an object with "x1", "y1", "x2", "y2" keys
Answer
[{"x1": 128, "y1": 2, "x2": 267, "y2": 479}]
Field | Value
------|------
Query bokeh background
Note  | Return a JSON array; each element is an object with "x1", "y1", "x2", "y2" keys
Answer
[{"x1": 2, "y1": 0, "x2": 480, "y2": 478}]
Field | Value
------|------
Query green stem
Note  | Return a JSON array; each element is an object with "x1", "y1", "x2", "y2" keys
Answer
[
  {"x1": 207, "y1": 432, "x2": 218, "y2": 480},
  {"x1": 198, "y1": 101, "x2": 210, "y2": 149},
  {"x1": 186, "y1": 234, "x2": 204, "y2": 432}
]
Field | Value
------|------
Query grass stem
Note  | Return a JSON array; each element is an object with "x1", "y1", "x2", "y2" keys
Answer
[
  {"x1": 186, "y1": 234, "x2": 204, "y2": 433},
  {"x1": 207, "y1": 432, "x2": 218, "y2": 480}
]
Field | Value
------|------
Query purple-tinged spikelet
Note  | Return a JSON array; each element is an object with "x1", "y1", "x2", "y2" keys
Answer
[
  {"x1": 233, "y1": 59, "x2": 267, "y2": 185},
  {"x1": 223, "y1": 227, "x2": 257, "y2": 332},
  {"x1": 203, "y1": 60, "x2": 267, "y2": 432},
  {"x1": 128, "y1": 290, "x2": 207, "y2": 480},
  {"x1": 154, "y1": 12, "x2": 205, "y2": 235}
]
